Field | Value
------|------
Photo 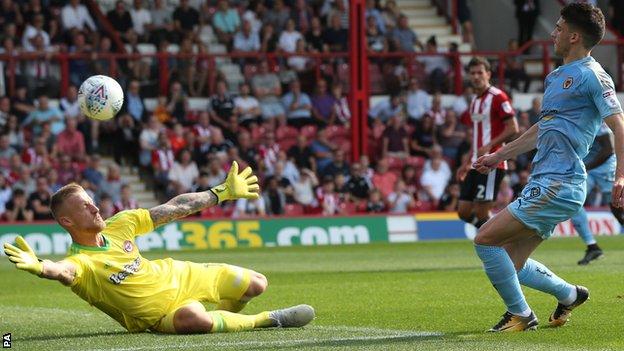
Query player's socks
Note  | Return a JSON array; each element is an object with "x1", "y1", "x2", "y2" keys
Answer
[
  {"x1": 216, "y1": 299, "x2": 248, "y2": 313},
  {"x1": 475, "y1": 244, "x2": 530, "y2": 316},
  {"x1": 517, "y1": 258, "x2": 576, "y2": 304},
  {"x1": 206, "y1": 310, "x2": 273, "y2": 332},
  {"x1": 609, "y1": 204, "x2": 624, "y2": 225},
  {"x1": 475, "y1": 218, "x2": 489, "y2": 229},
  {"x1": 570, "y1": 207, "x2": 597, "y2": 245}
]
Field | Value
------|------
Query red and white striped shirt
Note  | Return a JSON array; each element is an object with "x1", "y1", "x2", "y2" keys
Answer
[
  {"x1": 152, "y1": 148, "x2": 175, "y2": 171},
  {"x1": 461, "y1": 86, "x2": 515, "y2": 169}
]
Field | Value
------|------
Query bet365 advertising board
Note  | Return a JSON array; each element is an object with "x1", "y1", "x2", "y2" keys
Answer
[{"x1": 0, "y1": 211, "x2": 620, "y2": 256}]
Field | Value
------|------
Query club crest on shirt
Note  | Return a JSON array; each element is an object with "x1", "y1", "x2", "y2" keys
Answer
[
  {"x1": 123, "y1": 240, "x2": 134, "y2": 253},
  {"x1": 563, "y1": 77, "x2": 573, "y2": 89}
]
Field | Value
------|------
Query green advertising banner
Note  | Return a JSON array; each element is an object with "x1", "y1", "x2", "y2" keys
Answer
[{"x1": 0, "y1": 216, "x2": 390, "y2": 256}]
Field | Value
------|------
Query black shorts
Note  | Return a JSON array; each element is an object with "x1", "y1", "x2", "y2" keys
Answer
[{"x1": 460, "y1": 169, "x2": 505, "y2": 202}]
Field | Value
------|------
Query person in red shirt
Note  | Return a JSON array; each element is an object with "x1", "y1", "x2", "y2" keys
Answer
[
  {"x1": 54, "y1": 118, "x2": 86, "y2": 162},
  {"x1": 457, "y1": 57, "x2": 519, "y2": 228}
]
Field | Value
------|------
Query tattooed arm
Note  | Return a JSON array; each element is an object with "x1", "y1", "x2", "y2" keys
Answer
[{"x1": 149, "y1": 190, "x2": 218, "y2": 227}]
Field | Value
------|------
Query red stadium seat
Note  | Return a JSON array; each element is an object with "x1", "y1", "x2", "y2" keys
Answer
[
  {"x1": 387, "y1": 156, "x2": 405, "y2": 172},
  {"x1": 276, "y1": 125, "x2": 299, "y2": 141},
  {"x1": 339, "y1": 201, "x2": 357, "y2": 215},
  {"x1": 284, "y1": 203, "x2": 304, "y2": 216},
  {"x1": 278, "y1": 139, "x2": 297, "y2": 152},
  {"x1": 300, "y1": 124, "x2": 318, "y2": 139},
  {"x1": 326, "y1": 125, "x2": 348, "y2": 139},
  {"x1": 201, "y1": 206, "x2": 223, "y2": 218},
  {"x1": 406, "y1": 156, "x2": 426, "y2": 169}
]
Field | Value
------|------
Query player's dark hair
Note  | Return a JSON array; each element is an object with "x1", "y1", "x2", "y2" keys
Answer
[
  {"x1": 50, "y1": 183, "x2": 83, "y2": 220},
  {"x1": 467, "y1": 57, "x2": 491, "y2": 72},
  {"x1": 560, "y1": 3, "x2": 605, "y2": 49}
]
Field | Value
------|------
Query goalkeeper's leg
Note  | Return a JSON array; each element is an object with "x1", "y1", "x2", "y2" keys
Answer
[{"x1": 216, "y1": 266, "x2": 268, "y2": 313}]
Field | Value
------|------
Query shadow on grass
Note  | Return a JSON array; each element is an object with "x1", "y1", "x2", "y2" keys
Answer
[{"x1": 16, "y1": 330, "x2": 127, "y2": 342}]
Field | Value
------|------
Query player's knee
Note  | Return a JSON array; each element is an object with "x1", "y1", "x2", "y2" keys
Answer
[
  {"x1": 457, "y1": 208, "x2": 473, "y2": 223},
  {"x1": 173, "y1": 308, "x2": 213, "y2": 334},
  {"x1": 246, "y1": 273, "x2": 268, "y2": 297}
]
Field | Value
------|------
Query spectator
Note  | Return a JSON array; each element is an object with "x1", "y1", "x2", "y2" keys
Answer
[
  {"x1": 168, "y1": 149, "x2": 199, "y2": 196},
  {"x1": 22, "y1": 14, "x2": 50, "y2": 52},
  {"x1": 366, "y1": 0, "x2": 386, "y2": 33},
  {"x1": 10, "y1": 86, "x2": 35, "y2": 123},
  {"x1": 167, "y1": 81, "x2": 189, "y2": 124},
  {"x1": 61, "y1": 0, "x2": 96, "y2": 32},
  {"x1": 505, "y1": 39, "x2": 531, "y2": 92},
  {"x1": 233, "y1": 82, "x2": 261, "y2": 128},
  {"x1": 276, "y1": 151, "x2": 300, "y2": 185},
  {"x1": 24, "y1": 33, "x2": 58, "y2": 97},
  {"x1": 209, "y1": 80, "x2": 236, "y2": 129},
  {"x1": 0, "y1": 133, "x2": 16, "y2": 168},
  {"x1": 150, "y1": 0, "x2": 174, "y2": 44},
  {"x1": 47, "y1": 18, "x2": 63, "y2": 45},
  {"x1": 251, "y1": 60, "x2": 285, "y2": 125},
  {"x1": 207, "y1": 128, "x2": 233, "y2": 161},
  {"x1": 426, "y1": 93, "x2": 446, "y2": 126},
  {"x1": 22, "y1": 95, "x2": 64, "y2": 136},
  {"x1": 0, "y1": 96, "x2": 10, "y2": 128},
  {"x1": 263, "y1": 176, "x2": 286, "y2": 215},
  {"x1": 213, "y1": 0, "x2": 241, "y2": 48},
  {"x1": 233, "y1": 19, "x2": 261, "y2": 55},
  {"x1": 305, "y1": 16, "x2": 326, "y2": 52},
  {"x1": 4, "y1": 188, "x2": 33, "y2": 222},
  {"x1": 325, "y1": 149, "x2": 350, "y2": 178},
  {"x1": 100, "y1": 163, "x2": 124, "y2": 203},
  {"x1": 452, "y1": 85, "x2": 474, "y2": 116},
  {"x1": 382, "y1": 116, "x2": 409, "y2": 158},
  {"x1": 168, "y1": 123, "x2": 187, "y2": 155},
  {"x1": 366, "y1": 189, "x2": 386, "y2": 213},
  {"x1": 418, "y1": 37, "x2": 451, "y2": 93},
  {"x1": 420, "y1": 145, "x2": 451, "y2": 204},
  {"x1": 13, "y1": 165, "x2": 36, "y2": 195},
  {"x1": 287, "y1": 38, "x2": 311, "y2": 73},
  {"x1": 291, "y1": 0, "x2": 313, "y2": 32},
  {"x1": 401, "y1": 164, "x2": 419, "y2": 195},
  {"x1": 331, "y1": 83, "x2": 351, "y2": 125},
  {"x1": 282, "y1": 79, "x2": 313, "y2": 128},
  {"x1": 204, "y1": 157, "x2": 226, "y2": 188},
  {"x1": 107, "y1": 1, "x2": 134, "y2": 40},
  {"x1": 56, "y1": 154, "x2": 79, "y2": 185},
  {"x1": 346, "y1": 163, "x2": 370, "y2": 201},
  {"x1": 527, "y1": 96, "x2": 542, "y2": 125},
  {"x1": 22, "y1": 136, "x2": 50, "y2": 170},
  {"x1": 293, "y1": 168, "x2": 318, "y2": 207},
  {"x1": 54, "y1": 117, "x2": 85, "y2": 161},
  {"x1": 410, "y1": 114, "x2": 437, "y2": 158},
  {"x1": 5, "y1": 115, "x2": 24, "y2": 151},
  {"x1": 83, "y1": 154, "x2": 104, "y2": 189},
  {"x1": 263, "y1": 0, "x2": 289, "y2": 33},
  {"x1": 437, "y1": 110, "x2": 466, "y2": 160},
  {"x1": 139, "y1": 116, "x2": 162, "y2": 169},
  {"x1": 406, "y1": 78, "x2": 431, "y2": 122},
  {"x1": 381, "y1": 0, "x2": 402, "y2": 31},
  {"x1": 98, "y1": 193, "x2": 115, "y2": 219},
  {"x1": 260, "y1": 22, "x2": 278, "y2": 53},
  {"x1": 316, "y1": 175, "x2": 340, "y2": 215},
  {"x1": 60, "y1": 85, "x2": 81, "y2": 121},
  {"x1": 237, "y1": 131, "x2": 259, "y2": 169},
  {"x1": 387, "y1": 180, "x2": 415, "y2": 213},
  {"x1": 288, "y1": 134, "x2": 315, "y2": 171},
  {"x1": 68, "y1": 33, "x2": 93, "y2": 87},
  {"x1": 130, "y1": 0, "x2": 152, "y2": 41},
  {"x1": 366, "y1": 15, "x2": 388, "y2": 59},
  {"x1": 91, "y1": 36, "x2": 114, "y2": 76},
  {"x1": 390, "y1": 14, "x2": 421, "y2": 52},
  {"x1": 27, "y1": 175, "x2": 53, "y2": 220},
  {"x1": 122, "y1": 80, "x2": 147, "y2": 123},
  {"x1": 0, "y1": 173, "x2": 11, "y2": 217},
  {"x1": 242, "y1": 1, "x2": 263, "y2": 35},
  {"x1": 311, "y1": 79, "x2": 336, "y2": 126},
  {"x1": 457, "y1": 0, "x2": 475, "y2": 48},
  {"x1": 278, "y1": 18, "x2": 303, "y2": 54},
  {"x1": 173, "y1": 0, "x2": 200, "y2": 38},
  {"x1": 310, "y1": 128, "x2": 336, "y2": 174},
  {"x1": 372, "y1": 158, "x2": 398, "y2": 198},
  {"x1": 514, "y1": 0, "x2": 540, "y2": 48},
  {"x1": 438, "y1": 182, "x2": 460, "y2": 211},
  {"x1": 327, "y1": 0, "x2": 349, "y2": 28},
  {"x1": 233, "y1": 197, "x2": 266, "y2": 218},
  {"x1": 369, "y1": 93, "x2": 403, "y2": 123},
  {"x1": 323, "y1": 13, "x2": 348, "y2": 52},
  {"x1": 0, "y1": 0, "x2": 23, "y2": 29}
]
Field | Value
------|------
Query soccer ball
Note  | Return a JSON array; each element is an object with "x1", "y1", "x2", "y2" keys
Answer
[{"x1": 78, "y1": 75, "x2": 124, "y2": 121}]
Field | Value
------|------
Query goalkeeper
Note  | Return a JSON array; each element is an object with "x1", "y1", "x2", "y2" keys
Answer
[{"x1": 3, "y1": 161, "x2": 314, "y2": 334}]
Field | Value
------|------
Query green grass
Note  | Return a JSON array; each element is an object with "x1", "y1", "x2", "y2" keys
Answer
[{"x1": 2, "y1": 236, "x2": 623, "y2": 350}]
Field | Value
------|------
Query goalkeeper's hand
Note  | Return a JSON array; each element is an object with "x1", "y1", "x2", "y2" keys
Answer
[
  {"x1": 3, "y1": 236, "x2": 43, "y2": 276},
  {"x1": 210, "y1": 161, "x2": 260, "y2": 203}
]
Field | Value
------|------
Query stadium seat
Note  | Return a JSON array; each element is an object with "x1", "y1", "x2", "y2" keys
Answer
[
  {"x1": 387, "y1": 156, "x2": 405, "y2": 172},
  {"x1": 278, "y1": 139, "x2": 297, "y2": 152},
  {"x1": 339, "y1": 201, "x2": 357, "y2": 215},
  {"x1": 276, "y1": 125, "x2": 299, "y2": 141},
  {"x1": 284, "y1": 203, "x2": 304, "y2": 216},
  {"x1": 325, "y1": 125, "x2": 348, "y2": 139},
  {"x1": 406, "y1": 156, "x2": 426, "y2": 169},
  {"x1": 201, "y1": 206, "x2": 223, "y2": 218}
]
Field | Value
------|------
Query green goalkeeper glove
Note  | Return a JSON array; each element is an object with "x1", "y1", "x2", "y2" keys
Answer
[
  {"x1": 210, "y1": 161, "x2": 260, "y2": 203},
  {"x1": 3, "y1": 236, "x2": 43, "y2": 276}
]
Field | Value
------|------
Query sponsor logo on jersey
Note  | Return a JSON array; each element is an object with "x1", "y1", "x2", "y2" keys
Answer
[
  {"x1": 109, "y1": 257, "x2": 141, "y2": 285},
  {"x1": 563, "y1": 77, "x2": 573, "y2": 89}
]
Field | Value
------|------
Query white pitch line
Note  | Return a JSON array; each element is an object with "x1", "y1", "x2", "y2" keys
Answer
[{"x1": 84, "y1": 326, "x2": 443, "y2": 351}]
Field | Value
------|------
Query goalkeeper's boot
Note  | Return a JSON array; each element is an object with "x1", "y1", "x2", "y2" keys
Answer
[
  {"x1": 488, "y1": 311, "x2": 538, "y2": 332},
  {"x1": 548, "y1": 285, "x2": 589, "y2": 327},
  {"x1": 577, "y1": 248, "x2": 603, "y2": 265},
  {"x1": 269, "y1": 304, "x2": 315, "y2": 328}
]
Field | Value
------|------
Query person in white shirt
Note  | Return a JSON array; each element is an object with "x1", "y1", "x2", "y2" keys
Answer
[
  {"x1": 233, "y1": 197, "x2": 266, "y2": 218},
  {"x1": 387, "y1": 180, "x2": 415, "y2": 213},
  {"x1": 130, "y1": 0, "x2": 152, "y2": 39},
  {"x1": 22, "y1": 15, "x2": 50, "y2": 52},
  {"x1": 168, "y1": 149, "x2": 199, "y2": 195},
  {"x1": 278, "y1": 18, "x2": 303, "y2": 53},
  {"x1": 406, "y1": 78, "x2": 431, "y2": 122},
  {"x1": 452, "y1": 85, "x2": 474, "y2": 116},
  {"x1": 233, "y1": 82, "x2": 261, "y2": 127},
  {"x1": 420, "y1": 145, "x2": 451, "y2": 203},
  {"x1": 61, "y1": 0, "x2": 96, "y2": 31}
]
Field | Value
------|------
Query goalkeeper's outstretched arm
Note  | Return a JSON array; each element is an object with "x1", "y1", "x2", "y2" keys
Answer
[
  {"x1": 4, "y1": 236, "x2": 76, "y2": 285},
  {"x1": 149, "y1": 161, "x2": 260, "y2": 227}
]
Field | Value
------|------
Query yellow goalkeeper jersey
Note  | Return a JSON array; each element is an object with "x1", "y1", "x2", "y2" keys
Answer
[{"x1": 64, "y1": 209, "x2": 180, "y2": 332}]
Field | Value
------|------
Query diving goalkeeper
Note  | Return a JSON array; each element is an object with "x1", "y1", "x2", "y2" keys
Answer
[{"x1": 3, "y1": 161, "x2": 314, "y2": 334}]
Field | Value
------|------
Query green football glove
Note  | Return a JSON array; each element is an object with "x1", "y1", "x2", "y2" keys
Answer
[
  {"x1": 3, "y1": 236, "x2": 43, "y2": 276},
  {"x1": 210, "y1": 161, "x2": 260, "y2": 203}
]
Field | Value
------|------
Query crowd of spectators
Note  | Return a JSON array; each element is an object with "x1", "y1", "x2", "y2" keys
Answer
[{"x1": 0, "y1": 0, "x2": 620, "y2": 222}]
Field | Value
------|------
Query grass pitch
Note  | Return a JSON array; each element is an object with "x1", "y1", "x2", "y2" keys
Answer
[{"x1": 1, "y1": 236, "x2": 623, "y2": 351}]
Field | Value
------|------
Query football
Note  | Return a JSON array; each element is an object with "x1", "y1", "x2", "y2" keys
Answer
[{"x1": 78, "y1": 75, "x2": 124, "y2": 121}]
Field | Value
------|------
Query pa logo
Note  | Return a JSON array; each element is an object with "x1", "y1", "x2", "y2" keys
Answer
[{"x1": 3, "y1": 333, "x2": 11, "y2": 348}]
